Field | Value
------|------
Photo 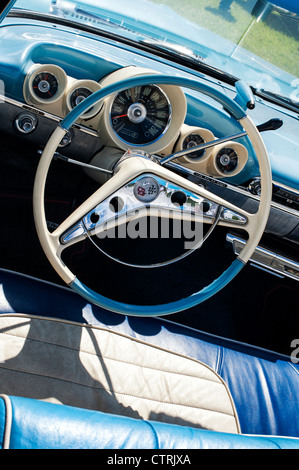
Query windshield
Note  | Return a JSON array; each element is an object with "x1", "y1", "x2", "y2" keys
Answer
[{"x1": 8, "y1": 0, "x2": 299, "y2": 107}]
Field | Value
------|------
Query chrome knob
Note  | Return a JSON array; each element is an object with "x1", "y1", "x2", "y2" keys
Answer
[{"x1": 14, "y1": 113, "x2": 37, "y2": 134}]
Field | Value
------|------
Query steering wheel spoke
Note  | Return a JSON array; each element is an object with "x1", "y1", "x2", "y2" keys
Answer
[
  {"x1": 50, "y1": 155, "x2": 149, "y2": 250},
  {"x1": 57, "y1": 155, "x2": 253, "y2": 265}
]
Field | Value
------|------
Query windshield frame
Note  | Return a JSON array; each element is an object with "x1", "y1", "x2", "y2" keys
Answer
[{"x1": 8, "y1": 7, "x2": 240, "y2": 86}]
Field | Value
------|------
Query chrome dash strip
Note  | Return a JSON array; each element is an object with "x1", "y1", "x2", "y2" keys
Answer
[{"x1": 0, "y1": 94, "x2": 99, "y2": 138}]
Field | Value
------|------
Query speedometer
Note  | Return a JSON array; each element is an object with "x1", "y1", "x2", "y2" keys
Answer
[{"x1": 110, "y1": 85, "x2": 171, "y2": 145}]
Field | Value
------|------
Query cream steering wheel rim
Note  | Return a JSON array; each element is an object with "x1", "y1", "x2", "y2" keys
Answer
[{"x1": 33, "y1": 74, "x2": 272, "y2": 315}]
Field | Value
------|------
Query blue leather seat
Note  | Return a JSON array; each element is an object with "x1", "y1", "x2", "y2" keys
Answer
[
  {"x1": 1, "y1": 395, "x2": 299, "y2": 449},
  {"x1": 0, "y1": 268, "x2": 299, "y2": 447}
]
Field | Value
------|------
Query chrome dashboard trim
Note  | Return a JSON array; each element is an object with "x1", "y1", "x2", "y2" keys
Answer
[
  {"x1": 1, "y1": 95, "x2": 298, "y2": 219},
  {"x1": 164, "y1": 159, "x2": 299, "y2": 218},
  {"x1": 226, "y1": 233, "x2": 299, "y2": 281},
  {"x1": 0, "y1": 94, "x2": 99, "y2": 138}
]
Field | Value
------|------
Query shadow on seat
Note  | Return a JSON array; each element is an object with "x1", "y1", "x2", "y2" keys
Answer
[
  {"x1": 0, "y1": 268, "x2": 299, "y2": 448},
  {"x1": 0, "y1": 314, "x2": 240, "y2": 433}
]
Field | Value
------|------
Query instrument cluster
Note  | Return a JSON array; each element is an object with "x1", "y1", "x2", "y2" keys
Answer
[
  {"x1": 169, "y1": 123, "x2": 248, "y2": 178},
  {"x1": 23, "y1": 63, "x2": 103, "y2": 120},
  {"x1": 22, "y1": 64, "x2": 248, "y2": 179}
]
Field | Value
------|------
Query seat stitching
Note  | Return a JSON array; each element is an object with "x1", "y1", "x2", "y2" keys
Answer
[
  {"x1": 0, "y1": 331, "x2": 221, "y2": 384},
  {"x1": 0, "y1": 365, "x2": 236, "y2": 418}
]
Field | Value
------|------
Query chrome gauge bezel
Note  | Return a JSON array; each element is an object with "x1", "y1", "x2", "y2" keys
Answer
[
  {"x1": 32, "y1": 72, "x2": 59, "y2": 101},
  {"x1": 70, "y1": 87, "x2": 93, "y2": 109},
  {"x1": 65, "y1": 79, "x2": 102, "y2": 120},
  {"x1": 182, "y1": 133, "x2": 206, "y2": 160},
  {"x1": 215, "y1": 147, "x2": 239, "y2": 174},
  {"x1": 109, "y1": 84, "x2": 172, "y2": 147},
  {"x1": 24, "y1": 64, "x2": 68, "y2": 106}
]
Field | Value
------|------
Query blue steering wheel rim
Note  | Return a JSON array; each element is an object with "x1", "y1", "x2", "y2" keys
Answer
[
  {"x1": 61, "y1": 74, "x2": 246, "y2": 131},
  {"x1": 59, "y1": 74, "x2": 246, "y2": 316},
  {"x1": 71, "y1": 260, "x2": 244, "y2": 316}
]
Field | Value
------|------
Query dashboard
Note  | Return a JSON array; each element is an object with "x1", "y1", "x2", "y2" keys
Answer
[
  {"x1": 18, "y1": 62, "x2": 250, "y2": 180},
  {"x1": 0, "y1": 17, "x2": 298, "y2": 282}
]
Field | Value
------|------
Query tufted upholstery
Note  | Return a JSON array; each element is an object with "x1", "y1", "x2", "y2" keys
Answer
[
  {"x1": 0, "y1": 268, "x2": 299, "y2": 444},
  {"x1": 0, "y1": 314, "x2": 241, "y2": 433}
]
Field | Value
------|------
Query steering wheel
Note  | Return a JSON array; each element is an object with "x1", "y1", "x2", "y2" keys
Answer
[{"x1": 33, "y1": 74, "x2": 272, "y2": 316}]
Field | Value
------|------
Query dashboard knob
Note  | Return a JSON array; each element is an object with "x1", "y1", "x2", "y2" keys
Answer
[
  {"x1": 14, "y1": 112, "x2": 37, "y2": 134},
  {"x1": 59, "y1": 130, "x2": 73, "y2": 147},
  {"x1": 248, "y1": 178, "x2": 262, "y2": 196}
]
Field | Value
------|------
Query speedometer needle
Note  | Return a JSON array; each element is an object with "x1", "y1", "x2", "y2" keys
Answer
[{"x1": 113, "y1": 114, "x2": 127, "y2": 119}]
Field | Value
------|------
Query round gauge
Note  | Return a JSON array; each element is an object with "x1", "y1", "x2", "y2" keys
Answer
[
  {"x1": 216, "y1": 147, "x2": 238, "y2": 173},
  {"x1": 70, "y1": 87, "x2": 93, "y2": 112},
  {"x1": 65, "y1": 80, "x2": 102, "y2": 119},
  {"x1": 24, "y1": 64, "x2": 68, "y2": 106},
  {"x1": 32, "y1": 72, "x2": 59, "y2": 100},
  {"x1": 110, "y1": 85, "x2": 171, "y2": 145},
  {"x1": 134, "y1": 177, "x2": 160, "y2": 203},
  {"x1": 183, "y1": 133, "x2": 205, "y2": 159}
]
